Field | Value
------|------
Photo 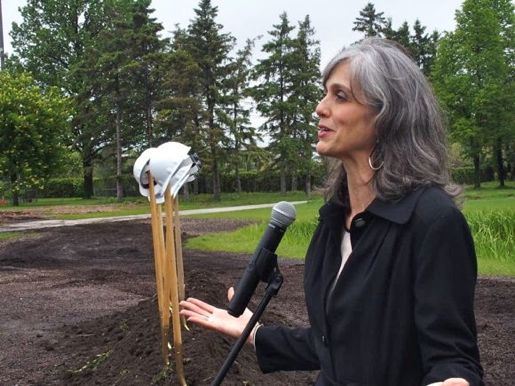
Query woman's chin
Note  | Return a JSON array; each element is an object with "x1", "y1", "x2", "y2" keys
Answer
[{"x1": 315, "y1": 142, "x2": 332, "y2": 157}]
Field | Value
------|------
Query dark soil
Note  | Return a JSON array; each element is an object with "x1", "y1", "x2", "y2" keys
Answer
[{"x1": 0, "y1": 218, "x2": 513, "y2": 385}]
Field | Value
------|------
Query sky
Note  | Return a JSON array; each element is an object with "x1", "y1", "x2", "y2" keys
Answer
[{"x1": 2, "y1": 0, "x2": 465, "y2": 67}]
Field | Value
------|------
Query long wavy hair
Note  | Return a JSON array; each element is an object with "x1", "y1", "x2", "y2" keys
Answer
[{"x1": 322, "y1": 38, "x2": 460, "y2": 204}]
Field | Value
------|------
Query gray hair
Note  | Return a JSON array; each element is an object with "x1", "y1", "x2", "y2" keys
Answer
[{"x1": 322, "y1": 38, "x2": 460, "y2": 203}]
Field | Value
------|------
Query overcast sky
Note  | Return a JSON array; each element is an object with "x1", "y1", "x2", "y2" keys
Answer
[{"x1": 3, "y1": 0, "x2": 464, "y2": 67}]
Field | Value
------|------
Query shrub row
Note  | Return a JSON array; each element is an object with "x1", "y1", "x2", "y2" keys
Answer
[
  {"x1": 451, "y1": 167, "x2": 495, "y2": 185},
  {"x1": 0, "y1": 167, "x2": 500, "y2": 200}
]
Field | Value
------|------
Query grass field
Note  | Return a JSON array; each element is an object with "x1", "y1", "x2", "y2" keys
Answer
[
  {"x1": 1, "y1": 182, "x2": 513, "y2": 276},
  {"x1": 0, "y1": 191, "x2": 312, "y2": 220},
  {"x1": 186, "y1": 182, "x2": 514, "y2": 277}
]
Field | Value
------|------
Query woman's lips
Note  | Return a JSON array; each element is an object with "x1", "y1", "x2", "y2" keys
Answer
[{"x1": 318, "y1": 126, "x2": 333, "y2": 139}]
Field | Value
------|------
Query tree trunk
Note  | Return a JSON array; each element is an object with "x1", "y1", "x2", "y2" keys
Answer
[
  {"x1": 83, "y1": 157, "x2": 94, "y2": 199},
  {"x1": 10, "y1": 171, "x2": 19, "y2": 206},
  {"x1": 146, "y1": 100, "x2": 153, "y2": 147},
  {"x1": 280, "y1": 164, "x2": 287, "y2": 194},
  {"x1": 235, "y1": 163, "x2": 242, "y2": 193},
  {"x1": 495, "y1": 138, "x2": 505, "y2": 187},
  {"x1": 305, "y1": 173, "x2": 312, "y2": 198},
  {"x1": 291, "y1": 174, "x2": 297, "y2": 191},
  {"x1": 115, "y1": 107, "x2": 123, "y2": 202},
  {"x1": 473, "y1": 153, "x2": 481, "y2": 189},
  {"x1": 211, "y1": 145, "x2": 221, "y2": 200}
]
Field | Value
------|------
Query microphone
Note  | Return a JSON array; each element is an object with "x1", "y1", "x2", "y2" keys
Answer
[{"x1": 227, "y1": 201, "x2": 296, "y2": 317}]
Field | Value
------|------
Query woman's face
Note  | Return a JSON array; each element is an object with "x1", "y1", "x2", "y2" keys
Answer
[{"x1": 315, "y1": 63, "x2": 377, "y2": 162}]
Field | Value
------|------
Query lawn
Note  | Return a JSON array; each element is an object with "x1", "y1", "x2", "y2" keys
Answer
[
  {"x1": 1, "y1": 183, "x2": 513, "y2": 276},
  {"x1": 186, "y1": 182, "x2": 515, "y2": 277}
]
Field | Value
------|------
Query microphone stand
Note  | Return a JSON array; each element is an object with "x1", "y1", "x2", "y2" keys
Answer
[{"x1": 210, "y1": 249, "x2": 283, "y2": 386}]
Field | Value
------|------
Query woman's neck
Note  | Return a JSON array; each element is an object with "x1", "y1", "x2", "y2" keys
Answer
[{"x1": 343, "y1": 158, "x2": 376, "y2": 229}]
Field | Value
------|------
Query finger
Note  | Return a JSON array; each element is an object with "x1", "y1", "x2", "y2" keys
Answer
[
  {"x1": 180, "y1": 309, "x2": 212, "y2": 322},
  {"x1": 180, "y1": 300, "x2": 211, "y2": 317},
  {"x1": 227, "y1": 287, "x2": 234, "y2": 301},
  {"x1": 184, "y1": 297, "x2": 216, "y2": 313},
  {"x1": 183, "y1": 315, "x2": 218, "y2": 331}
]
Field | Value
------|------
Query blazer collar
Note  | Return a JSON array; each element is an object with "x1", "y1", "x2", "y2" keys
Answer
[
  {"x1": 367, "y1": 187, "x2": 426, "y2": 224},
  {"x1": 319, "y1": 187, "x2": 427, "y2": 227}
]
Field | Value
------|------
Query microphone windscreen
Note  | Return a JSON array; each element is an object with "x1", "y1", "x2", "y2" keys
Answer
[{"x1": 271, "y1": 201, "x2": 296, "y2": 228}]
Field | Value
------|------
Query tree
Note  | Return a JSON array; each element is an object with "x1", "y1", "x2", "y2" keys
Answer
[
  {"x1": 86, "y1": 0, "x2": 168, "y2": 200},
  {"x1": 11, "y1": 0, "x2": 111, "y2": 198},
  {"x1": 252, "y1": 12, "x2": 296, "y2": 194},
  {"x1": 410, "y1": 20, "x2": 439, "y2": 76},
  {"x1": 432, "y1": 0, "x2": 514, "y2": 187},
  {"x1": 0, "y1": 71, "x2": 70, "y2": 205},
  {"x1": 352, "y1": 2, "x2": 387, "y2": 37},
  {"x1": 354, "y1": 8, "x2": 439, "y2": 77},
  {"x1": 289, "y1": 15, "x2": 322, "y2": 196},
  {"x1": 187, "y1": 0, "x2": 235, "y2": 200},
  {"x1": 221, "y1": 39, "x2": 260, "y2": 193}
]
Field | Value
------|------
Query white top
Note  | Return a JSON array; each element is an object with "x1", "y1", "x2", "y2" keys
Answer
[{"x1": 329, "y1": 230, "x2": 352, "y2": 294}]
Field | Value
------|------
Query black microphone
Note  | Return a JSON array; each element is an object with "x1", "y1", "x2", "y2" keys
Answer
[{"x1": 227, "y1": 201, "x2": 296, "y2": 317}]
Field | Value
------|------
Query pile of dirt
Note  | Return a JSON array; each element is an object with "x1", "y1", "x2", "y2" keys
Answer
[{"x1": 0, "y1": 218, "x2": 513, "y2": 385}]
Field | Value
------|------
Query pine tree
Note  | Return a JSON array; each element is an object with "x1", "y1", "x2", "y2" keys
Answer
[
  {"x1": 222, "y1": 39, "x2": 259, "y2": 193},
  {"x1": 187, "y1": 0, "x2": 235, "y2": 200},
  {"x1": 352, "y1": 2, "x2": 387, "y2": 37},
  {"x1": 252, "y1": 12, "x2": 296, "y2": 194},
  {"x1": 289, "y1": 15, "x2": 322, "y2": 196}
]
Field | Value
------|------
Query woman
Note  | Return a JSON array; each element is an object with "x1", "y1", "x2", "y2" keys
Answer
[{"x1": 180, "y1": 38, "x2": 484, "y2": 386}]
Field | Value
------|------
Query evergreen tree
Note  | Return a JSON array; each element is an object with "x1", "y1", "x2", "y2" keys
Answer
[
  {"x1": 289, "y1": 15, "x2": 322, "y2": 196},
  {"x1": 352, "y1": 2, "x2": 387, "y2": 37},
  {"x1": 221, "y1": 39, "x2": 259, "y2": 193},
  {"x1": 252, "y1": 12, "x2": 296, "y2": 194},
  {"x1": 187, "y1": 0, "x2": 235, "y2": 200},
  {"x1": 123, "y1": 0, "x2": 169, "y2": 147},
  {"x1": 410, "y1": 19, "x2": 439, "y2": 75}
]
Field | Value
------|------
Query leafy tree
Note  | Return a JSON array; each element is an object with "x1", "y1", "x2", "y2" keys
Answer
[
  {"x1": 11, "y1": 0, "x2": 111, "y2": 198},
  {"x1": 352, "y1": 2, "x2": 387, "y2": 37},
  {"x1": 432, "y1": 0, "x2": 514, "y2": 187},
  {"x1": 0, "y1": 71, "x2": 70, "y2": 205},
  {"x1": 289, "y1": 15, "x2": 322, "y2": 196},
  {"x1": 252, "y1": 12, "x2": 296, "y2": 194},
  {"x1": 187, "y1": 0, "x2": 235, "y2": 200}
]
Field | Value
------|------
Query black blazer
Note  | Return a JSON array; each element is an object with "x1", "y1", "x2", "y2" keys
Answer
[{"x1": 255, "y1": 187, "x2": 483, "y2": 386}]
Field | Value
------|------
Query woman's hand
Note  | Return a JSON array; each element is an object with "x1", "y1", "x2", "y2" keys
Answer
[{"x1": 179, "y1": 287, "x2": 255, "y2": 344}]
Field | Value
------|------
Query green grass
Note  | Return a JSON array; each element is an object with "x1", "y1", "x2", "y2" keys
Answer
[
  {"x1": 462, "y1": 182, "x2": 515, "y2": 213},
  {"x1": 0, "y1": 191, "x2": 313, "y2": 220},
  {"x1": 186, "y1": 200, "x2": 322, "y2": 258},
  {"x1": 0, "y1": 232, "x2": 24, "y2": 241},
  {"x1": 186, "y1": 183, "x2": 515, "y2": 276},
  {"x1": 1, "y1": 184, "x2": 513, "y2": 276}
]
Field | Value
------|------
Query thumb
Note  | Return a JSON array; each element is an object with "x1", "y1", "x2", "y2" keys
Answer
[
  {"x1": 227, "y1": 286, "x2": 235, "y2": 302},
  {"x1": 442, "y1": 378, "x2": 469, "y2": 386}
]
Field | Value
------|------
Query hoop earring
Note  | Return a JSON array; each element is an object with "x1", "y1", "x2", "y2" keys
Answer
[{"x1": 368, "y1": 155, "x2": 384, "y2": 171}]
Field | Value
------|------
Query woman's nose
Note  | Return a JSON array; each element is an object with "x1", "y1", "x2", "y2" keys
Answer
[{"x1": 315, "y1": 98, "x2": 328, "y2": 117}]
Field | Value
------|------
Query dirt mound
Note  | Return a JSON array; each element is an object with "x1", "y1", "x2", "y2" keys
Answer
[{"x1": 0, "y1": 218, "x2": 513, "y2": 385}]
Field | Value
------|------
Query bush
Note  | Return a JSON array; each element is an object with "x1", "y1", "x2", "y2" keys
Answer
[
  {"x1": 451, "y1": 167, "x2": 494, "y2": 184},
  {"x1": 42, "y1": 177, "x2": 84, "y2": 198}
]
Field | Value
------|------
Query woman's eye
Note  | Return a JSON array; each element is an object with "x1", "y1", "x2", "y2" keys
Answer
[{"x1": 336, "y1": 92, "x2": 347, "y2": 101}]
